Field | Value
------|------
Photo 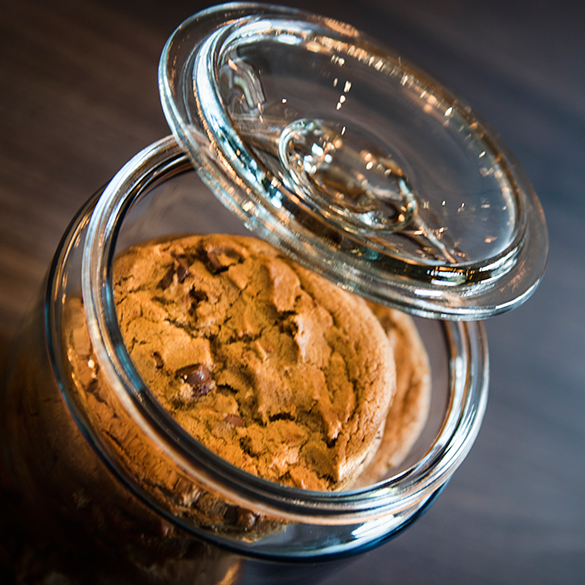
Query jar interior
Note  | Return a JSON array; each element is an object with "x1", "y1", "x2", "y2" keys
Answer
[
  {"x1": 113, "y1": 166, "x2": 451, "y2": 481},
  {"x1": 63, "y1": 137, "x2": 487, "y2": 558}
]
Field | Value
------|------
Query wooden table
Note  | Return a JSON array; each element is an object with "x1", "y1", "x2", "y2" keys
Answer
[{"x1": 1, "y1": 0, "x2": 584, "y2": 583}]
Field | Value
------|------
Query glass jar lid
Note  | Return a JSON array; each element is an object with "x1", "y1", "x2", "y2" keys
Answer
[{"x1": 159, "y1": 2, "x2": 547, "y2": 320}]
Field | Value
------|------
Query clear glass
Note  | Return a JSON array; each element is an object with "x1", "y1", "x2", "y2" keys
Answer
[
  {"x1": 159, "y1": 2, "x2": 548, "y2": 319},
  {"x1": 0, "y1": 136, "x2": 488, "y2": 583}
]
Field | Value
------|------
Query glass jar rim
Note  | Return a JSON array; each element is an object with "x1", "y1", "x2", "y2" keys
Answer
[{"x1": 75, "y1": 135, "x2": 489, "y2": 528}]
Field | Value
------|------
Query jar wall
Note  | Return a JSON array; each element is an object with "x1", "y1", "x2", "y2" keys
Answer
[{"x1": 0, "y1": 198, "x2": 245, "y2": 584}]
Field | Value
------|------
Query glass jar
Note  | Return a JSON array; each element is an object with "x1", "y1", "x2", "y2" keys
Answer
[
  {"x1": 0, "y1": 3, "x2": 546, "y2": 584},
  {"x1": 0, "y1": 136, "x2": 487, "y2": 583}
]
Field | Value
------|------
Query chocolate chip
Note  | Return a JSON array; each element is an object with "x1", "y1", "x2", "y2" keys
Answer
[
  {"x1": 176, "y1": 257, "x2": 190, "y2": 283},
  {"x1": 224, "y1": 413, "x2": 244, "y2": 427},
  {"x1": 177, "y1": 364, "x2": 214, "y2": 397},
  {"x1": 192, "y1": 381, "x2": 214, "y2": 397},
  {"x1": 203, "y1": 244, "x2": 244, "y2": 273},
  {"x1": 183, "y1": 367, "x2": 210, "y2": 386},
  {"x1": 222, "y1": 505, "x2": 256, "y2": 529},
  {"x1": 153, "y1": 352, "x2": 164, "y2": 369},
  {"x1": 159, "y1": 265, "x2": 175, "y2": 289},
  {"x1": 236, "y1": 509, "x2": 256, "y2": 530},
  {"x1": 205, "y1": 250, "x2": 224, "y2": 274},
  {"x1": 192, "y1": 380, "x2": 215, "y2": 396}
]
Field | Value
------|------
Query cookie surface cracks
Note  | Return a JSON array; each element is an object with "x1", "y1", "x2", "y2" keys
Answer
[{"x1": 114, "y1": 235, "x2": 395, "y2": 491}]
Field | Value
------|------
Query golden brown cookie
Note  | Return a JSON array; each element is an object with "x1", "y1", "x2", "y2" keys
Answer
[
  {"x1": 113, "y1": 234, "x2": 396, "y2": 491},
  {"x1": 64, "y1": 297, "x2": 282, "y2": 540},
  {"x1": 350, "y1": 304, "x2": 431, "y2": 487}
]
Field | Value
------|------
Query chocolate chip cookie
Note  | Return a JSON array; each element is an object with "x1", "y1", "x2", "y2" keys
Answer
[{"x1": 113, "y1": 234, "x2": 396, "y2": 491}]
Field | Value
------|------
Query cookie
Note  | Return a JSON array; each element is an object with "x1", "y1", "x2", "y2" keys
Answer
[
  {"x1": 113, "y1": 234, "x2": 396, "y2": 491},
  {"x1": 350, "y1": 304, "x2": 431, "y2": 487}
]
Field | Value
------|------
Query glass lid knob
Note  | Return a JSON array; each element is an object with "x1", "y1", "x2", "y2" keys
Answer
[{"x1": 159, "y1": 2, "x2": 548, "y2": 320}]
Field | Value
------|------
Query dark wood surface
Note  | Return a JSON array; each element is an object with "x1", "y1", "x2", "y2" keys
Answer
[{"x1": 1, "y1": 0, "x2": 584, "y2": 583}]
